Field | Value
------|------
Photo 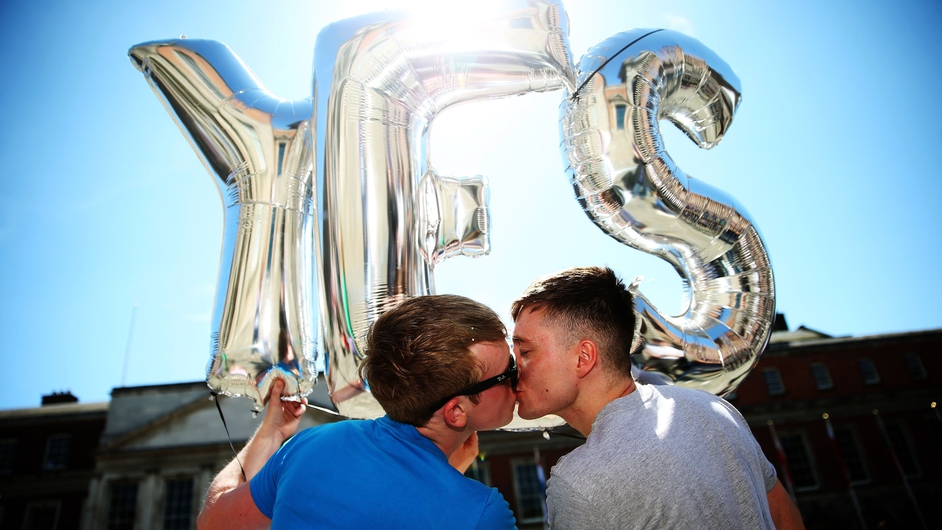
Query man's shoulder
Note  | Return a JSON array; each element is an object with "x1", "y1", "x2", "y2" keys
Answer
[
  {"x1": 639, "y1": 381, "x2": 712, "y2": 398},
  {"x1": 292, "y1": 418, "x2": 371, "y2": 444},
  {"x1": 551, "y1": 431, "x2": 606, "y2": 478},
  {"x1": 639, "y1": 382, "x2": 730, "y2": 409}
]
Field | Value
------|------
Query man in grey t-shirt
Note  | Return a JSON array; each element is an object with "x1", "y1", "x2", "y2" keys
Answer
[{"x1": 511, "y1": 267, "x2": 804, "y2": 529}]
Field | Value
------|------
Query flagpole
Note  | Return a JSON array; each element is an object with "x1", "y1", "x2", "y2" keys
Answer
[
  {"x1": 872, "y1": 409, "x2": 928, "y2": 530},
  {"x1": 822, "y1": 413, "x2": 866, "y2": 529},
  {"x1": 766, "y1": 420, "x2": 796, "y2": 501},
  {"x1": 533, "y1": 445, "x2": 548, "y2": 530},
  {"x1": 121, "y1": 302, "x2": 139, "y2": 387}
]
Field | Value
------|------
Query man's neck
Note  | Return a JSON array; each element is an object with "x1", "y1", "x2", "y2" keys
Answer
[
  {"x1": 416, "y1": 420, "x2": 466, "y2": 459},
  {"x1": 563, "y1": 377, "x2": 637, "y2": 437}
]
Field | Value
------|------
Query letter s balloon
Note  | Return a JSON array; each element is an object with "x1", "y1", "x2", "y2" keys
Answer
[{"x1": 560, "y1": 29, "x2": 775, "y2": 395}]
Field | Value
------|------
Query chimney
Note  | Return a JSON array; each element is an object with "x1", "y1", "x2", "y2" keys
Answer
[
  {"x1": 772, "y1": 313, "x2": 789, "y2": 332},
  {"x1": 42, "y1": 391, "x2": 79, "y2": 406}
]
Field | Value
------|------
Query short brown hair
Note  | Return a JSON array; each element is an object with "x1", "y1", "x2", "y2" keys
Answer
[
  {"x1": 511, "y1": 267, "x2": 636, "y2": 377},
  {"x1": 359, "y1": 294, "x2": 506, "y2": 426}
]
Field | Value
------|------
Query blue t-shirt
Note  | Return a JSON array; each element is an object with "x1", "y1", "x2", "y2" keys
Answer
[{"x1": 250, "y1": 416, "x2": 516, "y2": 529}]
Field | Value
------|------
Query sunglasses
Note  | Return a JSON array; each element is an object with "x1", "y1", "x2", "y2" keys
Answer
[{"x1": 428, "y1": 354, "x2": 518, "y2": 413}]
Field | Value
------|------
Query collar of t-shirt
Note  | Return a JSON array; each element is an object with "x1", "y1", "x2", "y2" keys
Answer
[{"x1": 375, "y1": 415, "x2": 450, "y2": 464}]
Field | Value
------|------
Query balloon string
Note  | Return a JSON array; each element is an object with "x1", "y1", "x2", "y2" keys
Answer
[
  {"x1": 570, "y1": 28, "x2": 664, "y2": 101},
  {"x1": 542, "y1": 428, "x2": 586, "y2": 441},
  {"x1": 211, "y1": 392, "x2": 247, "y2": 481}
]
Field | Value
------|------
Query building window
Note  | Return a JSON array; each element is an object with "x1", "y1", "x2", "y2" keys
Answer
[
  {"x1": 833, "y1": 427, "x2": 869, "y2": 484},
  {"x1": 43, "y1": 434, "x2": 71, "y2": 470},
  {"x1": 883, "y1": 423, "x2": 920, "y2": 477},
  {"x1": 858, "y1": 358, "x2": 880, "y2": 385},
  {"x1": 23, "y1": 500, "x2": 60, "y2": 530},
  {"x1": 107, "y1": 482, "x2": 139, "y2": 530},
  {"x1": 810, "y1": 362, "x2": 833, "y2": 390},
  {"x1": 927, "y1": 414, "x2": 942, "y2": 449},
  {"x1": 778, "y1": 433, "x2": 818, "y2": 490},
  {"x1": 464, "y1": 459, "x2": 491, "y2": 486},
  {"x1": 511, "y1": 457, "x2": 546, "y2": 524},
  {"x1": 0, "y1": 439, "x2": 16, "y2": 474},
  {"x1": 762, "y1": 368, "x2": 785, "y2": 396},
  {"x1": 614, "y1": 103, "x2": 627, "y2": 130},
  {"x1": 904, "y1": 354, "x2": 927, "y2": 380},
  {"x1": 163, "y1": 478, "x2": 194, "y2": 530}
]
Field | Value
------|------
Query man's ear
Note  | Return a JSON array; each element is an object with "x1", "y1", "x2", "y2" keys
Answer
[
  {"x1": 575, "y1": 339, "x2": 599, "y2": 378},
  {"x1": 443, "y1": 397, "x2": 469, "y2": 428}
]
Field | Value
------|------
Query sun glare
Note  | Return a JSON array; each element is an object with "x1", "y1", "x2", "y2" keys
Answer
[{"x1": 337, "y1": 0, "x2": 524, "y2": 26}]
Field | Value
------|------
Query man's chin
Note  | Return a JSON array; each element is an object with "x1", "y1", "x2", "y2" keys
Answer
[{"x1": 515, "y1": 402, "x2": 540, "y2": 420}]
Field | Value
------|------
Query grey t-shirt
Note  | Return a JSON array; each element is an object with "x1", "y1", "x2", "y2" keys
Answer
[{"x1": 547, "y1": 383, "x2": 776, "y2": 529}]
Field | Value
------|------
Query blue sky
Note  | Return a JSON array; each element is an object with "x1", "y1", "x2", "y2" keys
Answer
[{"x1": 1, "y1": 0, "x2": 940, "y2": 410}]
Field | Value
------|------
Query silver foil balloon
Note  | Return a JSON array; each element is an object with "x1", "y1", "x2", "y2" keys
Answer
[
  {"x1": 560, "y1": 29, "x2": 775, "y2": 395},
  {"x1": 312, "y1": 1, "x2": 575, "y2": 418},
  {"x1": 128, "y1": 39, "x2": 317, "y2": 409}
]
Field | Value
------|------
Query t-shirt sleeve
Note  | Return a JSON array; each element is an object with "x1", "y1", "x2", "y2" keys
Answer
[
  {"x1": 760, "y1": 447, "x2": 778, "y2": 492},
  {"x1": 473, "y1": 488, "x2": 516, "y2": 530},
  {"x1": 716, "y1": 396, "x2": 778, "y2": 493}
]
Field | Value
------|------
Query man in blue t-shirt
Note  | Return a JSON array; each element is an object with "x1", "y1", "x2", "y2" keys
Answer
[{"x1": 197, "y1": 295, "x2": 519, "y2": 529}]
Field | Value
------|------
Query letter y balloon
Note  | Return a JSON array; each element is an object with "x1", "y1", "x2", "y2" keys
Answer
[{"x1": 128, "y1": 39, "x2": 317, "y2": 410}]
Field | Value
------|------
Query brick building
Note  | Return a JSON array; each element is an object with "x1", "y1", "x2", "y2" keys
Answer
[
  {"x1": 0, "y1": 392, "x2": 107, "y2": 530},
  {"x1": 730, "y1": 323, "x2": 941, "y2": 529},
  {"x1": 1, "y1": 322, "x2": 938, "y2": 529}
]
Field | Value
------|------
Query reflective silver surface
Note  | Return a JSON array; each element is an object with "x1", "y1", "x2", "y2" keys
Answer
[
  {"x1": 311, "y1": 1, "x2": 574, "y2": 418},
  {"x1": 128, "y1": 9, "x2": 775, "y2": 421},
  {"x1": 561, "y1": 29, "x2": 775, "y2": 396},
  {"x1": 128, "y1": 39, "x2": 318, "y2": 409}
]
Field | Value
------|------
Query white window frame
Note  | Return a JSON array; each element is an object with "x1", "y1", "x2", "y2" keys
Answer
[
  {"x1": 763, "y1": 367, "x2": 786, "y2": 396},
  {"x1": 22, "y1": 499, "x2": 61, "y2": 530},
  {"x1": 833, "y1": 426, "x2": 870, "y2": 485},
  {"x1": 0, "y1": 438, "x2": 16, "y2": 475},
  {"x1": 778, "y1": 431, "x2": 819, "y2": 492},
  {"x1": 904, "y1": 353, "x2": 927, "y2": 380},
  {"x1": 810, "y1": 362, "x2": 834, "y2": 390},
  {"x1": 106, "y1": 480, "x2": 139, "y2": 530},
  {"x1": 883, "y1": 422, "x2": 921, "y2": 478},
  {"x1": 858, "y1": 358, "x2": 881, "y2": 385},
  {"x1": 510, "y1": 456, "x2": 546, "y2": 525},
  {"x1": 42, "y1": 434, "x2": 71, "y2": 471},
  {"x1": 613, "y1": 103, "x2": 627, "y2": 130},
  {"x1": 162, "y1": 476, "x2": 196, "y2": 530}
]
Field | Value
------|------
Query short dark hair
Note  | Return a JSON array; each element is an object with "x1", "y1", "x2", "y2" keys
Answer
[
  {"x1": 359, "y1": 295, "x2": 506, "y2": 426},
  {"x1": 511, "y1": 267, "x2": 636, "y2": 377}
]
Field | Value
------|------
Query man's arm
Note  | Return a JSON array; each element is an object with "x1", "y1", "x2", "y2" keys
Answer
[
  {"x1": 197, "y1": 379, "x2": 306, "y2": 530},
  {"x1": 767, "y1": 479, "x2": 805, "y2": 530}
]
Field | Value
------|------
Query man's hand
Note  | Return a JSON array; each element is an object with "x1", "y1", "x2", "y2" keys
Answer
[
  {"x1": 258, "y1": 378, "x2": 307, "y2": 444},
  {"x1": 240, "y1": 378, "x2": 307, "y2": 479},
  {"x1": 197, "y1": 378, "x2": 307, "y2": 530},
  {"x1": 449, "y1": 432, "x2": 480, "y2": 474}
]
